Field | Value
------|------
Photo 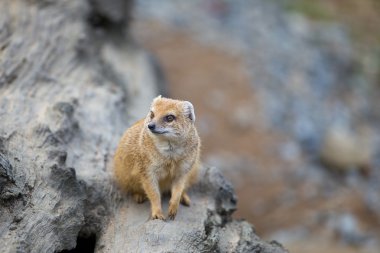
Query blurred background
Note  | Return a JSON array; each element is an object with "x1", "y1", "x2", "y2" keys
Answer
[{"x1": 130, "y1": 0, "x2": 380, "y2": 252}]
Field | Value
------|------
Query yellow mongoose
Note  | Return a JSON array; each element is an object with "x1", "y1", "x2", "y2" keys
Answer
[{"x1": 114, "y1": 96, "x2": 201, "y2": 220}]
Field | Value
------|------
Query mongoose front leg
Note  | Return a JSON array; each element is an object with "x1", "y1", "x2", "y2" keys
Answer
[
  {"x1": 141, "y1": 176, "x2": 165, "y2": 220},
  {"x1": 168, "y1": 177, "x2": 187, "y2": 220}
]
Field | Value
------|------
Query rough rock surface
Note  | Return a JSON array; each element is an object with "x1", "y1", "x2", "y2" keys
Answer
[
  {"x1": 0, "y1": 0, "x2": 287, "y2": 252},
  {"x1": 97, "y1": 167, "x2": 287, "y2": 253}
]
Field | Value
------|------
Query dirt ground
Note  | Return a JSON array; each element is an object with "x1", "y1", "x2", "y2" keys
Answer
[{"x1": 132, "y1": 20, "x2": 380, "y2": 253}]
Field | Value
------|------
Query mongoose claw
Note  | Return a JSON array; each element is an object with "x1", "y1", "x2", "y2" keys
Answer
[
  {"x1": 151, "y1": 212, "x2": 166, "y2": 221},
  {"x1": 168, "y1": 210, "x2": 177, "y2": 220}
]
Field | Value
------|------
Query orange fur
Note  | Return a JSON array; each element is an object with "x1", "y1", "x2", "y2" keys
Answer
[{"x1": 114, "y1": 96, "x2": 201, "y2": 220}]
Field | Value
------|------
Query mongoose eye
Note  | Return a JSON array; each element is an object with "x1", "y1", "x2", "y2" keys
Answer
[
  {"x1": 164, "y1": 115, "x2": 175, "y2": 122},
  {"x1": 150, "y1": 111, "x2": 154, "y2": 119}
]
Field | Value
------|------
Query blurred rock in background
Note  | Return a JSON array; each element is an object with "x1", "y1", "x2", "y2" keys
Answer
[{"x1": 132, "y1": 0, "x2": 380, "y2": 252}]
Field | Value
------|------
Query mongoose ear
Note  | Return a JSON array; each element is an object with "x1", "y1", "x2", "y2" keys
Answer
[
  {"x1": 183, "y1": 101, "x2": 195, "y2": 122},
  {"x1": 153, "y1": 95, "x2": 162, "y2": 103},
  {"x1": 151, "y1": 95, "x2": 162, "y2": 108}
]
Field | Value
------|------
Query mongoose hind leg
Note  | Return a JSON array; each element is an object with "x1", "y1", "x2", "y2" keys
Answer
[
  {"x1": 132, "y1": 192, "x2": 147, "y2": 204},
  {"x1": 180, "y1": 192, "x2": 191, "y2": 206}
]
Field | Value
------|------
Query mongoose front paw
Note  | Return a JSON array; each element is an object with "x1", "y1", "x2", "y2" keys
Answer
[
  {"x1": 151, "y1": 212, "x2": 166, "y2": 220},
  {"x1": 168, "y1": 208, "x2": 177, "y2": 220}
]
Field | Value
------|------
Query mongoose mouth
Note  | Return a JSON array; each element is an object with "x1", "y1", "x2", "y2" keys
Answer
[{"x1": 150, "y1": 129, "x2": 169, "y2": 135}]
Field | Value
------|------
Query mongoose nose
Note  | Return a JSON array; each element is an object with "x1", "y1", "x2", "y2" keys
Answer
[{"x1": 148, "y1": 123, "x2": 156, "y2": 131}]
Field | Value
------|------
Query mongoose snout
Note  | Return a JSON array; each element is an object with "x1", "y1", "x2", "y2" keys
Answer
[{"x1": 148, "y1": 123, "x2": 156, "y2": 131}]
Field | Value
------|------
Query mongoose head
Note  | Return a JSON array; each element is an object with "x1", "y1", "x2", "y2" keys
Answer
[{"x1": 145, "y1": 95, "x2": 196, "y2": 141}]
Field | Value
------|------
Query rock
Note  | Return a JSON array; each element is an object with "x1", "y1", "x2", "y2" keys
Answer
[
  {"x1": 0, "y1": 1, "x2": 286, "y2": 252},
  {"x1": 320, "y1": 126, "x2": 373, "y2": 171},
  {"x1": 279, "y1": 141, "x2": 302, "y2": 162},
  {"x1": 96, "y1": 167, "x2": 287, "y2": 253},
  {"x1": 0, "y1": 153, "x2": 14, "y2": 184},
  {"x1": 327, "y1": 213, "x2": 369, "y2": 246},
  {"x1": 229, "y1": 104, "x2": 256, "y2": 131},
  {"x1": 0, "y1": 153, "x2": 21, "y2": 201}
]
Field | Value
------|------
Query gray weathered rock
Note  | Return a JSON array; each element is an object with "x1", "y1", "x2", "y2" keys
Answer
[
  {"x1": 97, "y1": 167, "x2": 287, "y2": 253},
  {"x1": 0, "y1": 0, "x2": 287, "y2": 252}
]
